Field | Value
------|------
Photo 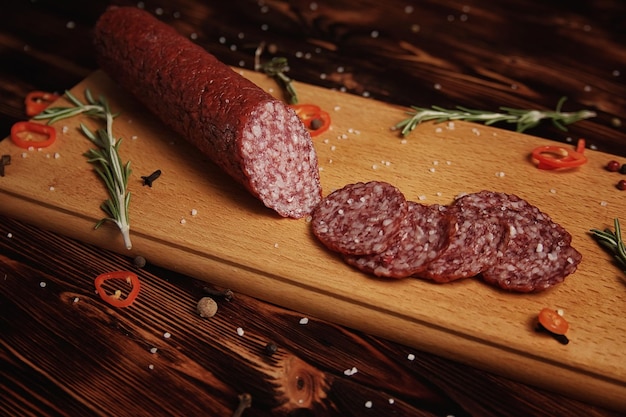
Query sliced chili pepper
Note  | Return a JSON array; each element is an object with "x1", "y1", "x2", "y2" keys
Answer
[
  {"x1": 10, "y1": 121, "x2": 57, "y2": 149},
  {"x1": 290, "y1": 103, "x2": 331, "y2": 137},
  {"x1": 94, "y1": 271, "x2": 141, "y2": 308},
  {"x1": 538, "y1": 308, "x2": 569, "y2": 335},
  {"x1": 531, "y1": 138, "x2": 587, "y2": 170},
  {"x1": 25, "y1": 91, "x2": 60, "y2": 117}
]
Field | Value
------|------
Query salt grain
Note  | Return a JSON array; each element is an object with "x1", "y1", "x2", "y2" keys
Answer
[
  {"x1": 163, "y1": 332, "x2": 171, "y2": 339},
  {"x1": 73, "y1": 297, "x2": 80, "y2": 303},
  {"x1": 66, "y1": 21, "x2": 76, "y2": 29},
  {"x1": 148, "y1": 364, "x2": 155, "y2": 370},
  {"x1": 389, "y1": 398, "x2": 395, "y2": 404},
  {"x1": 407, "y1": 353, "x2": 415, "y2": 361},
  {"x1": 191, "y1": 209, "x2": 198, "y2": 216},
  {"x1": 299, "y1": 317, "x2": 309, "y2": 325},
  {"x1": 150, "y1": 347, "x2": 158, "y2": 354},
  {"x1": 180, "y1": 218, "x2": 187, "y2": 225},
  {"x1": 39, "y1": 281, "x2": 47, "y2": 288},
  {"x1": 49, "y1": 186, "x2": 55, "y2": 191},
  {"x1": 236, "y1": 327, "x2": 245, "y2": 336},
  {"x1": 343, "y1": 366, "x2": 358, "y2": 376},
  {"x1": 54, "y1": 152, "x2": 60, "y2": 159},
  {"x1": 600, "y1": 201, "x2": 608, "y2": 207},
  {"x1": 7, "y1": 233, "x2": 12, "y2": 238},
  {"x1": 365, "y1": 401, "x2": 373, "y2": 409}
]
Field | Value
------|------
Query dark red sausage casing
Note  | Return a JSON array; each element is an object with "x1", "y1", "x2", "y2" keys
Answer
[{"x1": 93, "y1": 7, "x2": 322, "y2": 218}]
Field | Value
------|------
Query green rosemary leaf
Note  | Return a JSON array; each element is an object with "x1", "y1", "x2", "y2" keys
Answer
[
  {"x1": 35, "y1": 90, "x2": 133, "y2": 249},
  {"x1": 590, "y1": 218, "x2": 626, "y2": 275},
  {"x1": 396, "y1": 97, "x2": 596, "y2": 137}
]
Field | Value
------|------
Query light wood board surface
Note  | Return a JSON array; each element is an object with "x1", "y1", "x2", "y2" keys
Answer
[{"x1": 1, "y1": 70, "x2": 625, "y2": 411}]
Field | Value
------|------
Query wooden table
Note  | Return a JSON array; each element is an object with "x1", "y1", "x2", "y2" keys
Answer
[{"x1": 1, "y1": 1, "x2": 625, "y2": 416}]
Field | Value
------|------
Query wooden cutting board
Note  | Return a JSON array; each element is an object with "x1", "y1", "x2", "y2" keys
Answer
[{"x1": 1, "y1": 70, "x2": 625, "y2": 411}]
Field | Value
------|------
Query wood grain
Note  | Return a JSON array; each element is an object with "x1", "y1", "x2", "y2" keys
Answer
[
  {"x1": 1, "y1": 1, "x2": 626, "y2": 416},
  {"x1": 1, "y1": 68, "x2": 625, "y2": 411},
  {"x1": 2, "y1": 214, "x2": 624, "y2": 417}
]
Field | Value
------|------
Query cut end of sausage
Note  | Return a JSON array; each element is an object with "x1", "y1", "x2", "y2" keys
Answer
[{"x1": 241, "y1": 101, "x2": 322, "y2": 218}]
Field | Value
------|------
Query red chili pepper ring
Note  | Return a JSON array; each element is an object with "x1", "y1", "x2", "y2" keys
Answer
[
  {"x1": 531, "y1": 138, "x2": 587, "y2": 170},
  {"x1": 94, "y1": 271, "x2": 141, "y2": 308},
  {"x1": 25, "y1": 91, "x2": 60, "y2": 116},
  {"x1": 290, "y1": 103, "x2": 331, "y2": 137},
  {"x1": 10, "y1": 121, "x2": 57, "y2": 149}
]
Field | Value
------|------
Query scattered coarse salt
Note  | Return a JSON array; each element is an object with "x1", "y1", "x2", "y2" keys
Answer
[
  {"x1": 404, "y1": 5, "x2": 414, "y2": 13},
  {"x1": 536, "y1": 243, "x2": 544, "y2": 253},
  {"x1": 407, "y1": 353, "x2": 415, "y2": 361},
  {"x1": 73, "y1": 297, "x2": 80, "y2": 303},
  {"x1": 273, "y1": 243, "x2": 279, "y2": 248},
  {"x1": 131, "y1": 135, "x2": 138, "y2": 140},
  {"x1": 155, "y1": 7, "x2": 164, "y2": 15},
  {"x1": 330, "y1": 145, "x2": 336, "y2": 151},
  {"x1": 150, "y1": 347, "x2": 158, "y2": 354},
  {"x1": 370, "y1": 30, "x2": 379, "y2": 38},
  {"x1": 28, "y1": 146, "x2": 35, "y2": 152},
  {"x1": 299, "y1": 317, "x2": 309, "y2": 325},
  {"x1": 190, "y1": 32, "x2": 198, "y2": 40},
  {"x1": 557, "y1": 309, "x2": 564, "y2": 316},
  {"x1": 7, "y1": 233, "x2": 12, "y2": 238},
  {"x1": 21, "y1": 152, "x2": 27, "y2": 158},
  {"x1": 66, "y1": 21, "x2": 76, "y2": 29},
  {"x1": 550, "y1": 189, "x2": 557, "y2": 194},
  {"x1": 435, "y1": 127, "x2": 443, "y2": 133},
  {"x1": 54, "y1": 152, "x2": 60, "y2": 159},
  {"x1": 400, "y1": 139, "x2": 407, "y2": 144},
  {"x1": 333, "y1": 105, "x2": 341, "y2": 111},
  {"x1": 49, "y1": 186, "x2": 55, "y2": 191},
  {"x1": 446, "y1": 122, "x2": 455, "y2": 130},
  {"x1": 612, "y1": 69, "x2": 621, "y2": 77},
  {"x1": 343, "y1": 366, "x2": 358, "y2": 376},
  {"x1": 364, "y1": 401, "x2": 373, "y2": 409},
  {"x1": 429, "y1": 167, "x2": 436, "y2": 173},
  {"x1": 180, "y1": 218, "x2": 187, "y2": 225},
  {"x1": 163, "y1": 332, "x2": 171, "y2": 339},
  {"x1": 372, "y1": 164, "x2": 378, "y2": 170},
  {"x1": 600, "y1": 201, "x2": 608, "y2": 207},
  {"x1": 434, "y1": 83, "x2": 442, "y2": 90},
  {"x1": 236, "y1": 327, "x2": 245, "y2": 336},
  {"x1": 495, "y1": 171, "x2": 505, "y2": 178},
  {"x1": 389, "y1": 398, "x2": 395, "y2": 404},
  {"x1": 190, "y1": 208, "x2": 198, "y2": 216},
  {"x1": 417, "y1": 195, "x2": 427, "y2": 201},
  {"x1": 39, "y1": 281, "x2": 47, "y2": 288},
  {"x1": 62, "y1": 125, "x2": 69, "y2": 134},
  {"x1": 148, "y1": 364, "x2": 155, "y2": 370},
  {"x1": 472, "y1": 128, "x2": 481, "y2": 136}
]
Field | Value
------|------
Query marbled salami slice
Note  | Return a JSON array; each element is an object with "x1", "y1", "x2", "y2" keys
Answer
[
  {"x1": 311, "y1": 181, "x2": 408, "y2": 255},
  {"x1": 480, "y1": 193, "x2": 581, "y2": 292},
  {"x1": 415, "y1": 191, "x2": 507, "y2": 282},
  {"x1": 343, "y1": 202, "x2": 449, "y2": 278},
  {"x1": 94, "y1": 7, "x2": 321, "y2": 218}
]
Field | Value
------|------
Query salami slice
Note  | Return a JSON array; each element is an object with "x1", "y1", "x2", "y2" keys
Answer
[
  {"x1": 415, "y1": 191, "x2": 507, "y2": 282},
  {"x1": 93, "y1": 7, "x2": 322, "y2": 218},
  {"x1": 480, "y1": 193, "x2": 582, "y2": 292},
  {"x1": 343, "y1": 202, "x2": 450, "y2": 278},
  {"x1": 311, "y1": 181, "x2": 408, "y2": 255}
]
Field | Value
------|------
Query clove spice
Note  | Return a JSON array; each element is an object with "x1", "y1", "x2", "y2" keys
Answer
[
  {"x1": 141, "y1": 169, "x2": 161, "y2": 187},
  {"x1": 202, "y1": 286, "x2": 234, "y2": 302},
  {"x1": 0, "y1": 155, "x2": 11, "y2": 177}
]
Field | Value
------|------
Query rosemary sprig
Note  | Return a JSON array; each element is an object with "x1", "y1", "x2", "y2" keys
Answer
[
  {"x1": 255, "y1": 43, "x2": 298, "y2": 104},
  {"x1": 590, "y1": 218, "x2": 626, "y2": 275},
  {"x1": 395, "y1": 97, "x2": 596, "y2": 137},
  {"x1": 34, "y1": 90, "x2": 132, "y2": 249}
]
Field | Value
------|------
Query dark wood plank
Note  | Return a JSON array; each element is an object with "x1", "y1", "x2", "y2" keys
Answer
[
  {"x1": 1, "y1": 0, "x2": 626, "y2": 415},
  {"x1": 1, "y1": 215, "x2": 623, "y2": 416}
]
